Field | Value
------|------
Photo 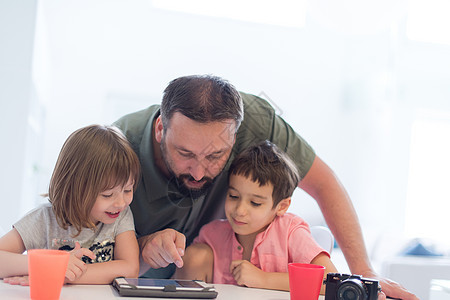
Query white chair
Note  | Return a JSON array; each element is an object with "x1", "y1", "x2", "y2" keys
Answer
[{"x1": 310, "y1": 225, "x2": 334, "y2": 254}]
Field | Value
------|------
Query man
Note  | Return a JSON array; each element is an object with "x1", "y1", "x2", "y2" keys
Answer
[{"x1": 114, "y1": 74, "x2": 417, "y2": 300}]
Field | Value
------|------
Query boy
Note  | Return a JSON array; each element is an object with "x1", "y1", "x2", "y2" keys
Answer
[{"x1": 175, "y1": 140, "x2": 337, "y2": 292}]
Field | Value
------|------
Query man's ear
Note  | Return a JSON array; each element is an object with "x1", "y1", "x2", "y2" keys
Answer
[
  {"x1": 155, "y1": 116, "x2": 164, "y2": 143},
  {"x1": 275, "y1": 197, "x2": 291, "y2": 216}
]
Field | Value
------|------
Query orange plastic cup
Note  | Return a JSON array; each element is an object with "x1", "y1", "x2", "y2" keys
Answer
[
  {"x1": 28, "y1": 249, "x2": 70, "y2": 300},
  {"x1": 288, "y1": 263, "x2": 325, "y2": 300}
]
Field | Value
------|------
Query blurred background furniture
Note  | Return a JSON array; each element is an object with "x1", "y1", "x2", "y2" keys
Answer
[
  {"x1": 382, "y1": 256, "x2": 450, "y2": 300},
  {"x1": 311, "y1": 225, "x2": 334, "y2": 254}
]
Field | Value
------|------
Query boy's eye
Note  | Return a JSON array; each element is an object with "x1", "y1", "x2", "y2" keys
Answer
[
  {"x1": 251, "y1": 201, "x2": 262, "y2": 207},
  {"x1": 124, "y1": 189, "x2": 133, "y2": 193},
  {"x1": 228, "y1": 193, "x2": 239, "y2": 199},
  {"x1": 101, "y1": 193, "x2": 113, "y2": 198}
]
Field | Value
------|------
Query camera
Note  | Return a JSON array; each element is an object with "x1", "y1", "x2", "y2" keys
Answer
[{"x1": 324, "y1": 273, "x2": 380, "y2": 300}]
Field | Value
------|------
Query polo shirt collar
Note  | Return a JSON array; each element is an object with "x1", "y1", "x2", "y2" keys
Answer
[{"x1": 138, "y1": 109, "x2": 175, "y2": 201}]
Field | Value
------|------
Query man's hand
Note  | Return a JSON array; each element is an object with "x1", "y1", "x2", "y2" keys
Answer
[
  {"x1": 65, "y1": 242, "x2": 96, "y2": 283},
  {"x1": 230, "y1": 260, "x2": 266, "y2": 288},
  {"x1": 139, "y1": 229, "x2": 186, "y2": 269},
  {"x1": 360, "y1": 270, "x2": 419, "y2": 300}
]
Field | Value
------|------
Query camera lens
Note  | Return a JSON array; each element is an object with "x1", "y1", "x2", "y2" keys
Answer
[{"x1": 337, "y1": 279, "x2": 368, "y2": 300}]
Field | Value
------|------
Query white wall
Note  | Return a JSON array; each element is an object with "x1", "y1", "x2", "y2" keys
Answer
[
  {"x1": 0, "y1": 1, "x2": 37, "y2": 234},
  {"x1": 2, "y1": 0, "x2": 450, "y2": 266}
]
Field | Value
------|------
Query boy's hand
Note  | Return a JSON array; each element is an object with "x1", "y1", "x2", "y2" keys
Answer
[
  {"x1": 230, "y1": 260, "x2": 266, "y2": 288},
  {"x1": 65, "y1": 242, "x2": 96, "y2": 282},
  {"x1": 3, "y1": 275, "x2": 29, "y2": 286}
]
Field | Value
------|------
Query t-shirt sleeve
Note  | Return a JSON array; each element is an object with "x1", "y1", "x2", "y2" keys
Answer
[
  {"x1": 192, "y1": 219, "x2": 227, "y2": 247},
  {"x1": 192, "y1": 221, "x2": 213, "y2": 245},
  {"x1": 13, "y1": 205, "x2": 52, "y2": 250},
  {"x1": 236, "y1": 92, "x2": 316, "y2": 180},
  {"x1": 115, "y1": 206, "x2": 136, "y2": 236},
  {"x1": 272, "y1": 114, "x2": 316, "y2": 179},
  {"x1": 288, "y1": 222, "x2": 330, "y2": 263},
  {"x1": 113, "y1": 105, "x2": 159, "y2": 157}
]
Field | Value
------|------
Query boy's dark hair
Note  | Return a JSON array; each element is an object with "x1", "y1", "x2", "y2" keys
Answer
[
  {"x1": 229, "y1": 140, "x2": 300, "y2": 207},
  {"x1": 160, "y1": 74, "x2": 244, "y2": 130}
]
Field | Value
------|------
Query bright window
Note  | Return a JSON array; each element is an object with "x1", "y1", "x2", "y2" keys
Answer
[
  {"x1": 406, "y1": 109, "x2": 450, "y2": 246},
  {"x1": 151, "y1": 0, "x2": 306, "y2": 28},
  {"x1": 407, "y1": 0, "x2": 450, "y2": 45}
]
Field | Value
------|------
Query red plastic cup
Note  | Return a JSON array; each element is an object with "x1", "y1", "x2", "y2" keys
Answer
[
  {"x1": 28, "y1": 249, "x2": 70, "y2": 300},
  {"x1": 288, "y1": 263, "x2": 325, "y2": 300}
]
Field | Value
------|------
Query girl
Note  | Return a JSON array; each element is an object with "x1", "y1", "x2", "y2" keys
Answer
[{"x1": 0, "y1": 124, "x2": 141, "y2": 285}]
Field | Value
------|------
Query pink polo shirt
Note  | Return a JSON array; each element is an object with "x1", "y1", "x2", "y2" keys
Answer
[{"x1": 193, "y1": 213, "x2": 329, "y2": 284}]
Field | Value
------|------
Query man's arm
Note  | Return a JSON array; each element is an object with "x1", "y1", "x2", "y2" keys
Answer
[{"x1": 299, "y1": 155, "x2": 418, "y2": 300}]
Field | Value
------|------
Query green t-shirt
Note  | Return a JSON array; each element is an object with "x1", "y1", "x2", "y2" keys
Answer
[{"x1": 113, "y1": 92, "x2": 315, "y2": 245}]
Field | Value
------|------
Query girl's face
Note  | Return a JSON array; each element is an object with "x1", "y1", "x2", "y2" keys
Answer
[{"x1": 90, "y1": 177, "x2": 134, "y2": 225}]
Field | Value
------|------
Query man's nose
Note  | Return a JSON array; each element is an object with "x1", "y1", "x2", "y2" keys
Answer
[{"x1": 189, "y1": 160, "x2": 207, "y2": 181}]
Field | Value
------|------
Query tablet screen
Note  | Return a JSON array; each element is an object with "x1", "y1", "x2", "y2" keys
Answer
[{"x1": 125, "y1": 278, "x2": 204, "y2": 289}]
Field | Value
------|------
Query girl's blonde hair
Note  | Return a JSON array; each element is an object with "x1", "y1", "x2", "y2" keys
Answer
[{"x1": 48, "y1": 124, "x2": 140, "y2": 236}]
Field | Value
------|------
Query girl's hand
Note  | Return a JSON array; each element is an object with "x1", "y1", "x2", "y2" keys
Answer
[
  {"x1": 230, "y1": 260, "x2": 266, "y2": 288},
  {"x1": 3, "y1": 275, "x2": 29, "y2": 286},
  {"x1": 65, "y1": 242, "x2": 96, "y2": 283}
]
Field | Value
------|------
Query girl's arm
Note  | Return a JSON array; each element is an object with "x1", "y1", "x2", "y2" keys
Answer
[
  {"x1": 230, "y1": 252, "x2": 337, "y2": 293},
  {"x1": 67, "y1": 230, "x2": 139, "y2": 284},
  {"x1": 0, "y1": 229, "x2": 28, "y2": 278}
]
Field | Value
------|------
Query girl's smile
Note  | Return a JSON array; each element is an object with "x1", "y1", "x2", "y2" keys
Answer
[
  {"x1": 90, "y1": 178, "x2": 134, "y2": 225},
  {"x1": 106, "y1": 210, "x2": 121, "y2": 219}
]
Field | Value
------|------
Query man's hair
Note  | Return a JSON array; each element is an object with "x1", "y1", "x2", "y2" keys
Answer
[
  {"x1": 160, "y1": 74, "x2": 244, "y2": 130},
  {"x1": 229, "y1": 140, "x2": 300, "y2": 207},
  {"x1": 48, "y1": 124, "x2": 141, "y2": 236}
]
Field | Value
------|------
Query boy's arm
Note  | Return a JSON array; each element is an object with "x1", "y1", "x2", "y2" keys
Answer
[
  {"x1": 298, "y1": 156, "x2": 369, "y2": 276},
  {"x1": 67, "y1": 230, "x2": 139, "y2": 284},
  {"x1": 230, "y1": 253, "x2": 337, "y2": 293},
  {"x1": 0, "y1": 229, "x2": 28, "y2": 278},
  {"x1": 230, "y1": 260, "x2": 290, "y2": 291},
  {"x1": 173, "y1": 243, "x2": 213, "y2": 283},
  {"x1": 310, "y1": 252, "x2": 338, "y2": 294}
]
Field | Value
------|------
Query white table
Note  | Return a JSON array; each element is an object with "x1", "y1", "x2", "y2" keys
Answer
[
  {"x1": 0, "y1": 281, "x2": 326, "y2": 299},
  {"x1": 382, "y1": 255, "x2": 450, "y2": 300},
  {"x1": 429, "y1": 279, "x2": 450, "y2": 300}
]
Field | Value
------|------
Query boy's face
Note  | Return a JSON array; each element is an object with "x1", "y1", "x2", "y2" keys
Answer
[{"x1": 225, "y1": 174, "x2": 290, "y2": 238}]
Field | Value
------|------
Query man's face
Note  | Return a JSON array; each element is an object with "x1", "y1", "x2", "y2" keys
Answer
[{"x1": 156, "y1": 112, "x2": 237, "y2": 198}]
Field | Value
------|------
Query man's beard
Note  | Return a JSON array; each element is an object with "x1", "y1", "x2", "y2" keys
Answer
[
  {"x1": 175, "y1": 174, "x2": 213, "y2": 199},
  {"x1": 160, "y1": 138, "x2": 214, "y2": 199}
]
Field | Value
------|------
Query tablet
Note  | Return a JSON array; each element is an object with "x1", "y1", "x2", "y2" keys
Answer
[{"x1": 113, "y1": 277, "x2": 218, "y2": 298}]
